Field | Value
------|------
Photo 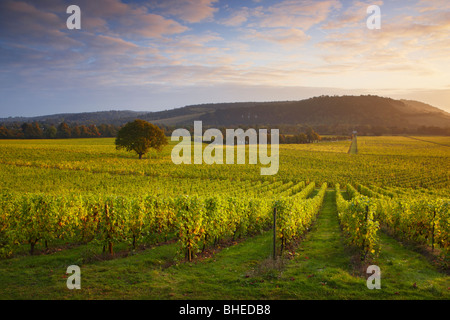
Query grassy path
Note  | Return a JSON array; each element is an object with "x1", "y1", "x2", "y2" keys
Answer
[
  {"x1": 372, "y1": 231, "x2": 449, "y2": 299},
  {"x1": 348, "y1": 135, "x2": 358, "y2": 154},
  {"x1": 272, "y1": 190, "x2": 368, "y2": 299}
]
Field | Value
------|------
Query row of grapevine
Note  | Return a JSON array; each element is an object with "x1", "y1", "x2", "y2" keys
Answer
[
  {"x1": 356, "y1": 184, "x2": 386, "y2": 199},
  {"x1": 278, "y1": 181, "x2": 306, "y2": 197},
  {"x1": 175, "y1": 195, "x2": 273, "y2": 261},
  {"x1": 335, "y1": 184, "x2": 380, "y2": 261},
  {"x1": 291, "y1": 182, "x2": 316, "y2": 199},
  {"x1": 375, "y1": 196, "x2": 449, "y2": 255},
  {"x1": 355, "y1": 184, "x2": 449, "y2": 259},
  {"x1": 0, "y1": 192, "x2": 181, "y2": 257},
  {"x1": 343, "y1": 184, "x2": 449, "y2": 262},
  {"x1": 274, "y1": 183, "x2": 327, "y2": 252},
  {"x1": 346, "y1": 184, "x2": 360, "y2": 199}
]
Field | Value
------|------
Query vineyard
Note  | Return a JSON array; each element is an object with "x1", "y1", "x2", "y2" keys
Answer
[{"x1": 0, "y1": 136, "x2": 449, "y2": 299}]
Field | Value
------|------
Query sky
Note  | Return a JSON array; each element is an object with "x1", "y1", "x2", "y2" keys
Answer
[{"x1": 0, "y1": 0, "x2": 449, "y2": 117}]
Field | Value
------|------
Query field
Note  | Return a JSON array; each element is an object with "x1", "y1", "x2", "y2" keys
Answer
[{"x1": 0, "y1": 136, "x2": 449, "y2": 300}]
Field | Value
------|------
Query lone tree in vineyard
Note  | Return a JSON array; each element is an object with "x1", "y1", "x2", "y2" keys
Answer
[{"x1": 115, "y1": 120, "x2": 167, "y2": 159}]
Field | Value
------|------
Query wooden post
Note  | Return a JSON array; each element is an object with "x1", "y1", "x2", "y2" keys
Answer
[
  {"x1": 273, "y1": 207, "x2": 277, "y2": 260},
  {"x1": 362, "y1": 205, "x2": 369, "y2": 261},
  {"x1": 431, "y1": 209, "x2": 436, "y2": 252}
]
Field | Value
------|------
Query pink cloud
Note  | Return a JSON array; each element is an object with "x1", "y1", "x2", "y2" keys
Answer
[
  {"x1": 156, "y1": 0, "x2": 219, "y2": 23},
  {"x1": 416, "y1": 0, "x2": 450, "y2": 12},
  {"x1": 248, "y1": 28, "x2": 311, "y2": 45},
  {"x1": 26, "y1": 0, "x2": 189, "y2": 38},
  {"x1": 117, "y1": 12, "x2": 188, "y2": 38},
  {"x1": 0, "y1": 0, "x2": 79, "y2": 49},
  {"x1": 72, "y1": 0, "x2": 189, "y2": 38},
  {"x1": 220, "y1": 9, "x2": 251, "y2": 27},
  {"x1": 255, "y1": 0, "x2": 342, "y2": 30},
  {"x1": 321, "y1": 1, "x2": 384, "y2": 30}
]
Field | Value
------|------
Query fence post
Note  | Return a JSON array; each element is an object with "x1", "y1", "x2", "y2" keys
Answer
[
  {"x1": 362, "y1": 205, "x2": 369, "y2": 261},
  {"x1": 273, "y1": 207, "x2": 277, "y2": 260},
  {"x1": 431, "y1": 208, "x2": 436, "y2": 252}
]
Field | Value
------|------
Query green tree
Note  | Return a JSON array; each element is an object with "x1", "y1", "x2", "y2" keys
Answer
[
  {"x1": 306, "y1": 127, "x2": 321, "y2": 143},
  {"x1": 57, "y1": 122, "x2": 71, "y2": 139},
  {"x1": 44, "y1": 125, "x2": 57, "y2": 139},
  {"x1": 21, "y1": 122, "x2": 43, "y2": 139},
  {"x1": 115, "y1": 120, "x2": 167, "y2": 159},
  {"x1": 79, "y1": 125, "x2": 91, "y2": 138},
  {"x1": 89, "y1": 124, "x2": 100, "y2": 137},
  {"x1": 297, "y1": 133, "x2": 308, "y2": 144},
  {"x1": 72, "y1": 125, "x2": 82, "y2": 138},
  {"x1": 0, "y1": 126, "x2": 11, "y2": 139}
]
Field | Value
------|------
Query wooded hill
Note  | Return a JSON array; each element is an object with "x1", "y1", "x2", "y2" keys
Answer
[{"x1": 1, "y1": 95, "x2": 449, "y2": 136}]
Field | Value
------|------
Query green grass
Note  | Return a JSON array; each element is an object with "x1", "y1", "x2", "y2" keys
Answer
[
  {"x1": 348, "y1": 136, "x2": 358, "y2": 154},
  {"x1": 373, "y1": 232, "x2": 449, "y2": 299},
  {"x1": 1, "y1": 190, "x2": 447, "y2": 300},
  {"x1": 273, "y1": 190, "x2": 366, "y2": 299}
]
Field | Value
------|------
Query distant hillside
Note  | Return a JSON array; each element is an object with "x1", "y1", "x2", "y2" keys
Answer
[
  {"x1": 194, "y1": 96, "x2": 450, "y2": 128},
  {"x1": 399, "y1": 99, "x2": 448, "y2": 115},
  {"x1": 0, "y1": 110, "x2": 147, "y2": 126},
  {"x1": 1, "y1": 95, "x2": 449, "y2": 130}
]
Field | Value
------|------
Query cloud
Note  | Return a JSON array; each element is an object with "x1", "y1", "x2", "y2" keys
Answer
[
  {"x1": 0, "y1": 0, "x2": 190, "y2": 86},
  {"x1": 76, "y1": 0, "x2": 189, "y2": 38},
  {"x1": 118, "y1": 12, "x2": 188, "y2": 38},
  {"x1": 154, "y1": 0, "x2": 219, "y2": 23},
  {"x1": 253, "y1": 0, "x2": 342, "y2": 30},
  {"x1": 220, "y1": 8, "x2": 251, "y2": 27},
  {"x1": 220, "y1": 0, "x2": 341, "y2": 46},
  {"x1": 416, "y1": 0, "x2": 450, "y2": 12},
  {"x1": 0, "y1": 0, "x2": 189, "y2": 41},
  {"x1": 314, "y1": 0, "x2": 450, "y2": 79},
  {"x1": 321, "y1": 0, "x2": 384, "y2": 30},
  {"x1": 0, "y1": 1, "x2": 71, "y2": 47},
  {"x1": 247, "y1": 28, "x2": 311, "y2": 45}
]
